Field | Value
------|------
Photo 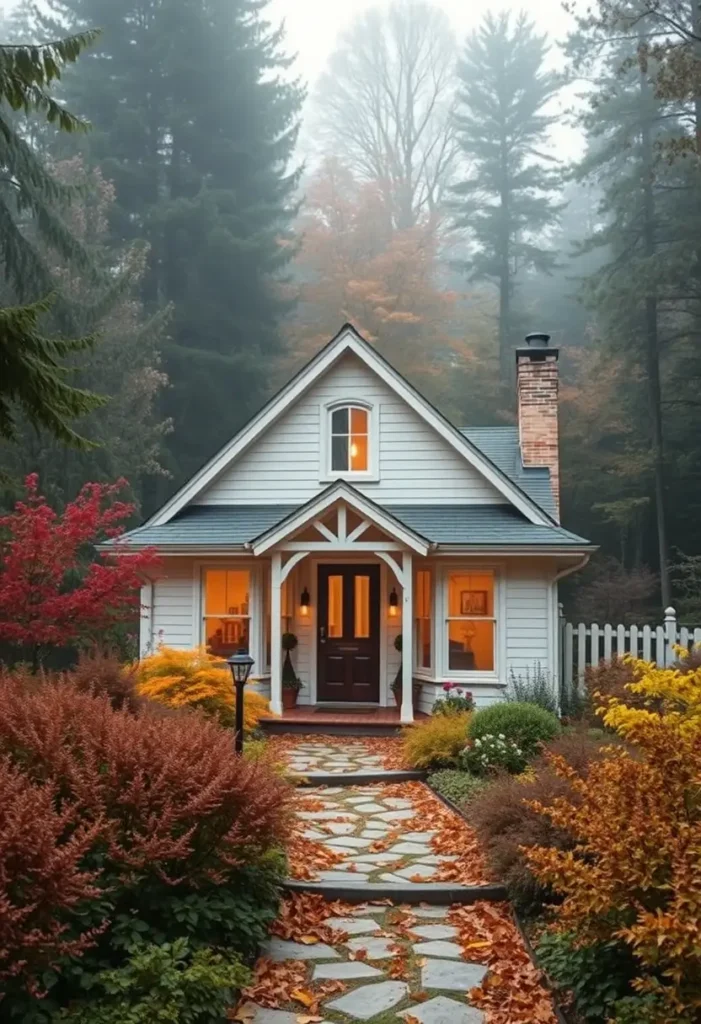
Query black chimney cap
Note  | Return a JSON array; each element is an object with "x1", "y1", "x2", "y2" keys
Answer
[
  {"x1": 516, "y1": 332, "x2": 558, "y2": 362},
  {"x1": 524, "y1": 332, "x2": 551, "y2": 347}
]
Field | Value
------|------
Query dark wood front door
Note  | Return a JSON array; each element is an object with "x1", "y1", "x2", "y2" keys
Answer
[{"x1": 317, "y1": 564, "x2": 380, "y2": 702}]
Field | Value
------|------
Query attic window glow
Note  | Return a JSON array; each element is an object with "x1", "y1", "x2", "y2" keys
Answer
[{"x1": 331, "y1": 406, "x2": 369, "y2": 472}]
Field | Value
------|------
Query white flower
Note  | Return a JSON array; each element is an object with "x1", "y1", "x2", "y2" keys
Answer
[
  {"x1": 499, "y1": 733, "x2": 506, "y2": 740},
  {"x1": 474, "y1": 738, "x2": 481, "y2": 747}
]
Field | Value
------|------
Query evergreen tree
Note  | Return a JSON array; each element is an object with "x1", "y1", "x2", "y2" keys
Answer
[
  {"x1": 451, "y1": 10, "x2": 562, "y2": 384},
  {"x1": 0, "y1": 31, "x2": 105, "y2": 447},
  {"x1": 24, "y1": 0, "x2": 304, "y2": 502},
  {"x1": 567, "y1": 8, "x2": 698, "y2": 607},
  {"x1": 0, "y1": 160, "x2": 170, "y2": 508}
]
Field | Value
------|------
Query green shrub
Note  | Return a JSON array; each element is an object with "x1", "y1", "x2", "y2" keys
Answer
[
  {"x1": 56, "y1": 939, "x2": 249, "y2": 1024},
  {"x1": 429, "y1": 769, "x2": 487, "y2": 806},
  {"x1": 536, "y1": 931, "x2": 637, "y2": 1023},
  {"x1": 459, "y1": 732, "x2": 527, "y2": 775},
  {"x1": 468, "y1": 701, "x2": 560, "y2": 758},
  {"x1": 506, "y1": 663, "x2": 558, "y2": 714},
  {"x1": 610, "y1": 995, "x2": 682, "y2": 1024}
]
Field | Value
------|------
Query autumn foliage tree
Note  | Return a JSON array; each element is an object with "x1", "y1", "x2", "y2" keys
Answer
[
  {"x1": 288, "y1": 158, "x2": 501, "y2": 423},
  {"x1": 526, "y1": 656, "x2": 701, "y2": 1021},
  {"x1": 0, "y1": 474, "x2": 158, "y2": 665}
]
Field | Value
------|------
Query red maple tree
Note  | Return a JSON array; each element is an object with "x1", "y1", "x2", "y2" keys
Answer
[{"x1": 0, "y1": 475, "x2": 158, "y2": 662}]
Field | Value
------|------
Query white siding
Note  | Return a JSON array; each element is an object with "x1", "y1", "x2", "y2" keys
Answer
[
  {"x1": 505, "y1": 559, "x2": 552, "y2": 679},
  {"x1": 151, "y1": 560, "x2": 195, "y2": 650},
  {"x1": 196, "y1": 353, "x2": 505, "y2": 506}
]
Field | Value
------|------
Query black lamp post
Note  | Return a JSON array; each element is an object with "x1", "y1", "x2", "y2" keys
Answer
[{"x1": 227, "y1": 649, "x2": 255, "y2": 754}]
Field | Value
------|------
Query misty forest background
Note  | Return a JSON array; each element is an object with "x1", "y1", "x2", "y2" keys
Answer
[{"x1": 2, "y1": 0, "x2": 701, "y2": 623}]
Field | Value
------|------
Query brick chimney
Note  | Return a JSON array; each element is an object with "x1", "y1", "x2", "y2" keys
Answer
[{"x1": 516, "y1": 333, "x2": 560, "y2": 520}]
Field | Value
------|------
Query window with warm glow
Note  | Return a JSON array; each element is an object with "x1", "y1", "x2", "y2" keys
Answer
[
  {"x1": 446, "y1": 571, "x2": 495, "y2": 672},
  {"x1": 331, "y1": 406, "x2": 369, "y2": 472},
  {"x1": 203, "y1": 569, "x2": 250, "y2": 657},
  {"x1": 414, "y1": 569, "x2": 432, "y2": 671}
]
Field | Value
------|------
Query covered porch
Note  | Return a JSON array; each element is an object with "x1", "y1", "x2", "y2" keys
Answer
[{"x1": 249, "y1": 483, "x2": 431, "y2": 724}]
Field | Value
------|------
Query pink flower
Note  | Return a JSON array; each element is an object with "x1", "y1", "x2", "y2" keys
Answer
[{"x1": 442, "y1": 682, "x2": 453, "y2": 692}]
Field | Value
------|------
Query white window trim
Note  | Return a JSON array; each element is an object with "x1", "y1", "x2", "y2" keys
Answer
[
  {"x1": 435, "y1": 562, "x2": 506, "y2": 683},
  {"x1": 194, "y1": 561, "x2": 265, "y2": 676},
  {"x1": 414, "y1": 567, "x2": 434, "y2": 678},
  {"x1": 320, "y1": 399, "x2": 380, "y2": 483}
]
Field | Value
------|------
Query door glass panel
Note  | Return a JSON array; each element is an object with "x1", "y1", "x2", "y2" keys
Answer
[
  {"x1": 328, "y1": 575, "x2": 343, "y2": 637},
  {"x1": 354, "y1": 575, "x2": 370, "y2": 638}
]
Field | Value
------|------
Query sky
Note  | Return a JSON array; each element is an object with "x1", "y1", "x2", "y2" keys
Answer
[{"x1": 0, "y1": 0, "x2": 585, "y2": 157}]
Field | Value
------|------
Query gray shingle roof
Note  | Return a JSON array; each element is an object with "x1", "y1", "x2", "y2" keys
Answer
[
  {"x1": 121, "y1": 503, "x2": 588, "y2": 549},
  {"x1": 460, "y1": 426, "x2": 557, "y2": 519}
]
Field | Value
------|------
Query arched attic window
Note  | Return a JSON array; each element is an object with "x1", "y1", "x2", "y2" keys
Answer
[{"x1": 330, "y1": 405, "x2": 369, "y2": 472}]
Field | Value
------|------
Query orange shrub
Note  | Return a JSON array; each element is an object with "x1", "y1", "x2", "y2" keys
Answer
[
  {"x1": 402, "y1": 712, "x2": 470, "y2": 768},
  {"x1": 135, "y1": 646, "x2": 270, "y2": 731},
  {"x1": 526, "y1": 658, "x2": 701, "y2": 1021}
]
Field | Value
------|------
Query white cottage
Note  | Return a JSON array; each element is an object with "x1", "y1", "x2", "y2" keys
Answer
[{"x1": 122, "y1": 325, "x2": 593, "y2": 722}]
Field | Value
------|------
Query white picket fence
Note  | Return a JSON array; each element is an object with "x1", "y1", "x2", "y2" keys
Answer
[{"x1": 560, "y1": 606, "x2": 701, "y2": 692}]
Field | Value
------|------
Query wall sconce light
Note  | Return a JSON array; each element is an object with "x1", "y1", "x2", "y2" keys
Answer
[
  {"x1": 389, "y1": 587, "x2": 399, "y2": 618},
  {"x1": 300, "y1": 586, "x2": 310, "y2": 616}
]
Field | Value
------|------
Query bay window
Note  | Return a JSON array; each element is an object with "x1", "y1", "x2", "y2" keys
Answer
[
  {"x1": 446, "y1": 570, "x2": 495, "y2": 673},
  {"x1": 203, "y1": 569, "x2": 250, "y2": 657}
]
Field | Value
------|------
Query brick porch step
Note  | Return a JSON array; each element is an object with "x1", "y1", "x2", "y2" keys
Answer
[{"x1": 259, "y1": 705, "x2": 427, "y2": 737}]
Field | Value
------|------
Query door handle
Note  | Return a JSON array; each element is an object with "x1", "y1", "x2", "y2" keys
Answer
[{"x1": 320, "y1": 625, "x2": 326, "y2": 644}]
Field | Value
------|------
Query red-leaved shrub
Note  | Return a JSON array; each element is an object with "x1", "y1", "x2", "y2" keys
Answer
[
  {"x1": 0, "y1": 672, "x2": 293, "y2": 881},
  {"x1": 0, "y1": 670, "x2": 293, "y2": 998},
  {"x1": 66, "y1": 648, "x2": 144, "y2": 712},
  {"x1": 0, "y1": 759, "x2": 103, "y2": 992}
]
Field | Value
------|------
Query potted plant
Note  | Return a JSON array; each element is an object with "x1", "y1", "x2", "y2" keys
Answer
[
  {"x1": 281, "y1": 632, "x2": 302, "y2": 710},
  {"x1": 390, "y1": 635, "x2": 422, "y2": 709}
]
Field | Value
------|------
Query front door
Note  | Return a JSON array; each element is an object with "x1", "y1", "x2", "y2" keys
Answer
[{"x1": 317, "y1": 564, "x2": 380, "y2": 702}]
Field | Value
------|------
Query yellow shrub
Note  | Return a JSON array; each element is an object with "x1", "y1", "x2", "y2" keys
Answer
[
  {"x1": 402, "y1": 712, "x2": 470, "y2": 769},
  {"x1": 135, "y1": 646, "x2": 271, "y2": 732}
]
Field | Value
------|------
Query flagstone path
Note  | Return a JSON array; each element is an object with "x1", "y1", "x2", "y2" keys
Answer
[
  {"x1": 273, "y1": 739, "x2": 403, "y2": 777},
  {"x1": 236, "y1": 738, "x2": 557, "y2": 1024}
]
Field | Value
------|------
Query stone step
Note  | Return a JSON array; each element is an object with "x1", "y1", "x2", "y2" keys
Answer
[
  {"x1": 294, "y1": 769, "x2": 426, "y2": 787},
  {"x1": 283, "y1": 877, "x2": 508, "y2": 905}
]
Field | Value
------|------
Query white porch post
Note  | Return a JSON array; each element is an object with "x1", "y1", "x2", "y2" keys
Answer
[
  {"x1": 401, "y1": 551, "x2": 414, "y2": 724},
  {"x1": 270, "y1": 552, "x2": 283, "y2": 715}
]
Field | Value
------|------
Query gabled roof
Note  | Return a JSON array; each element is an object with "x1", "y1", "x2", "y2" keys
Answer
[
  {"x1": 248, "y1": 481, "x2": 432, "y2": 556},
  {"x1": 461, "y1": 426, "x2": 557, "y2": 519},
  {"x1": 145, "y1": 324, "x2": 555, "y2": 529},
  {"x1": 117, "y1": 503, "x2": 592, "y2": 552}
]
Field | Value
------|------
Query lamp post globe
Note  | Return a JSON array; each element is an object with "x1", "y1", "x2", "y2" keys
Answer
[{"x1": 227, "y1": 649, "x2": 255, "y2": 754}]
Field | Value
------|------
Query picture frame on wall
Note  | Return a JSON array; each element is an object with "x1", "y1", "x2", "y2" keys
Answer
[{"x1": 460, "y1": 590, "x2": 488, "y2": 616}]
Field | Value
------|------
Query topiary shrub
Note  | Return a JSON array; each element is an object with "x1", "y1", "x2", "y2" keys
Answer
[
  {"x1": 402, "y1": 712, "x2": 471, "y2": 769},
  {"x1": 134, "y1": 645, "x2": 270, "y2": 731},
  {"x1": 468, "y1": 701, "x2": 560, "y2": 759},
  {"x1": 0, "y1": 671, "x2": 291, "y2": 1019}
]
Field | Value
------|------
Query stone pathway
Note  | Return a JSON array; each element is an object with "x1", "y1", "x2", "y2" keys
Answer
[
  {"x1": 297, "y1": 786, "x2": 460, "y2": 885},
  {"x1": 277, "y1": 740, "x2": 393, "y2": 776},
  {"x1": 240, "y1": 903, "x2": 487, "y2": 1024},
  {"x1": 237, "y1": 739, "x2": 556, "y2": 1024}
]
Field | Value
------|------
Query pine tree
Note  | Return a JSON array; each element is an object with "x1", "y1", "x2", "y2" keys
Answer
[
  {"x1": 568, "y1": 9, "x2": 695, "y2": 607},
  {"x1": 25, "y1": 0, "x2": 304, "y2": 501},
  {"x1": 451, "y1": 10, "x2": 562, "y2": 384},
  {"x1": 0, "y1": 31, "x2": 104, "y2": 446}
]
